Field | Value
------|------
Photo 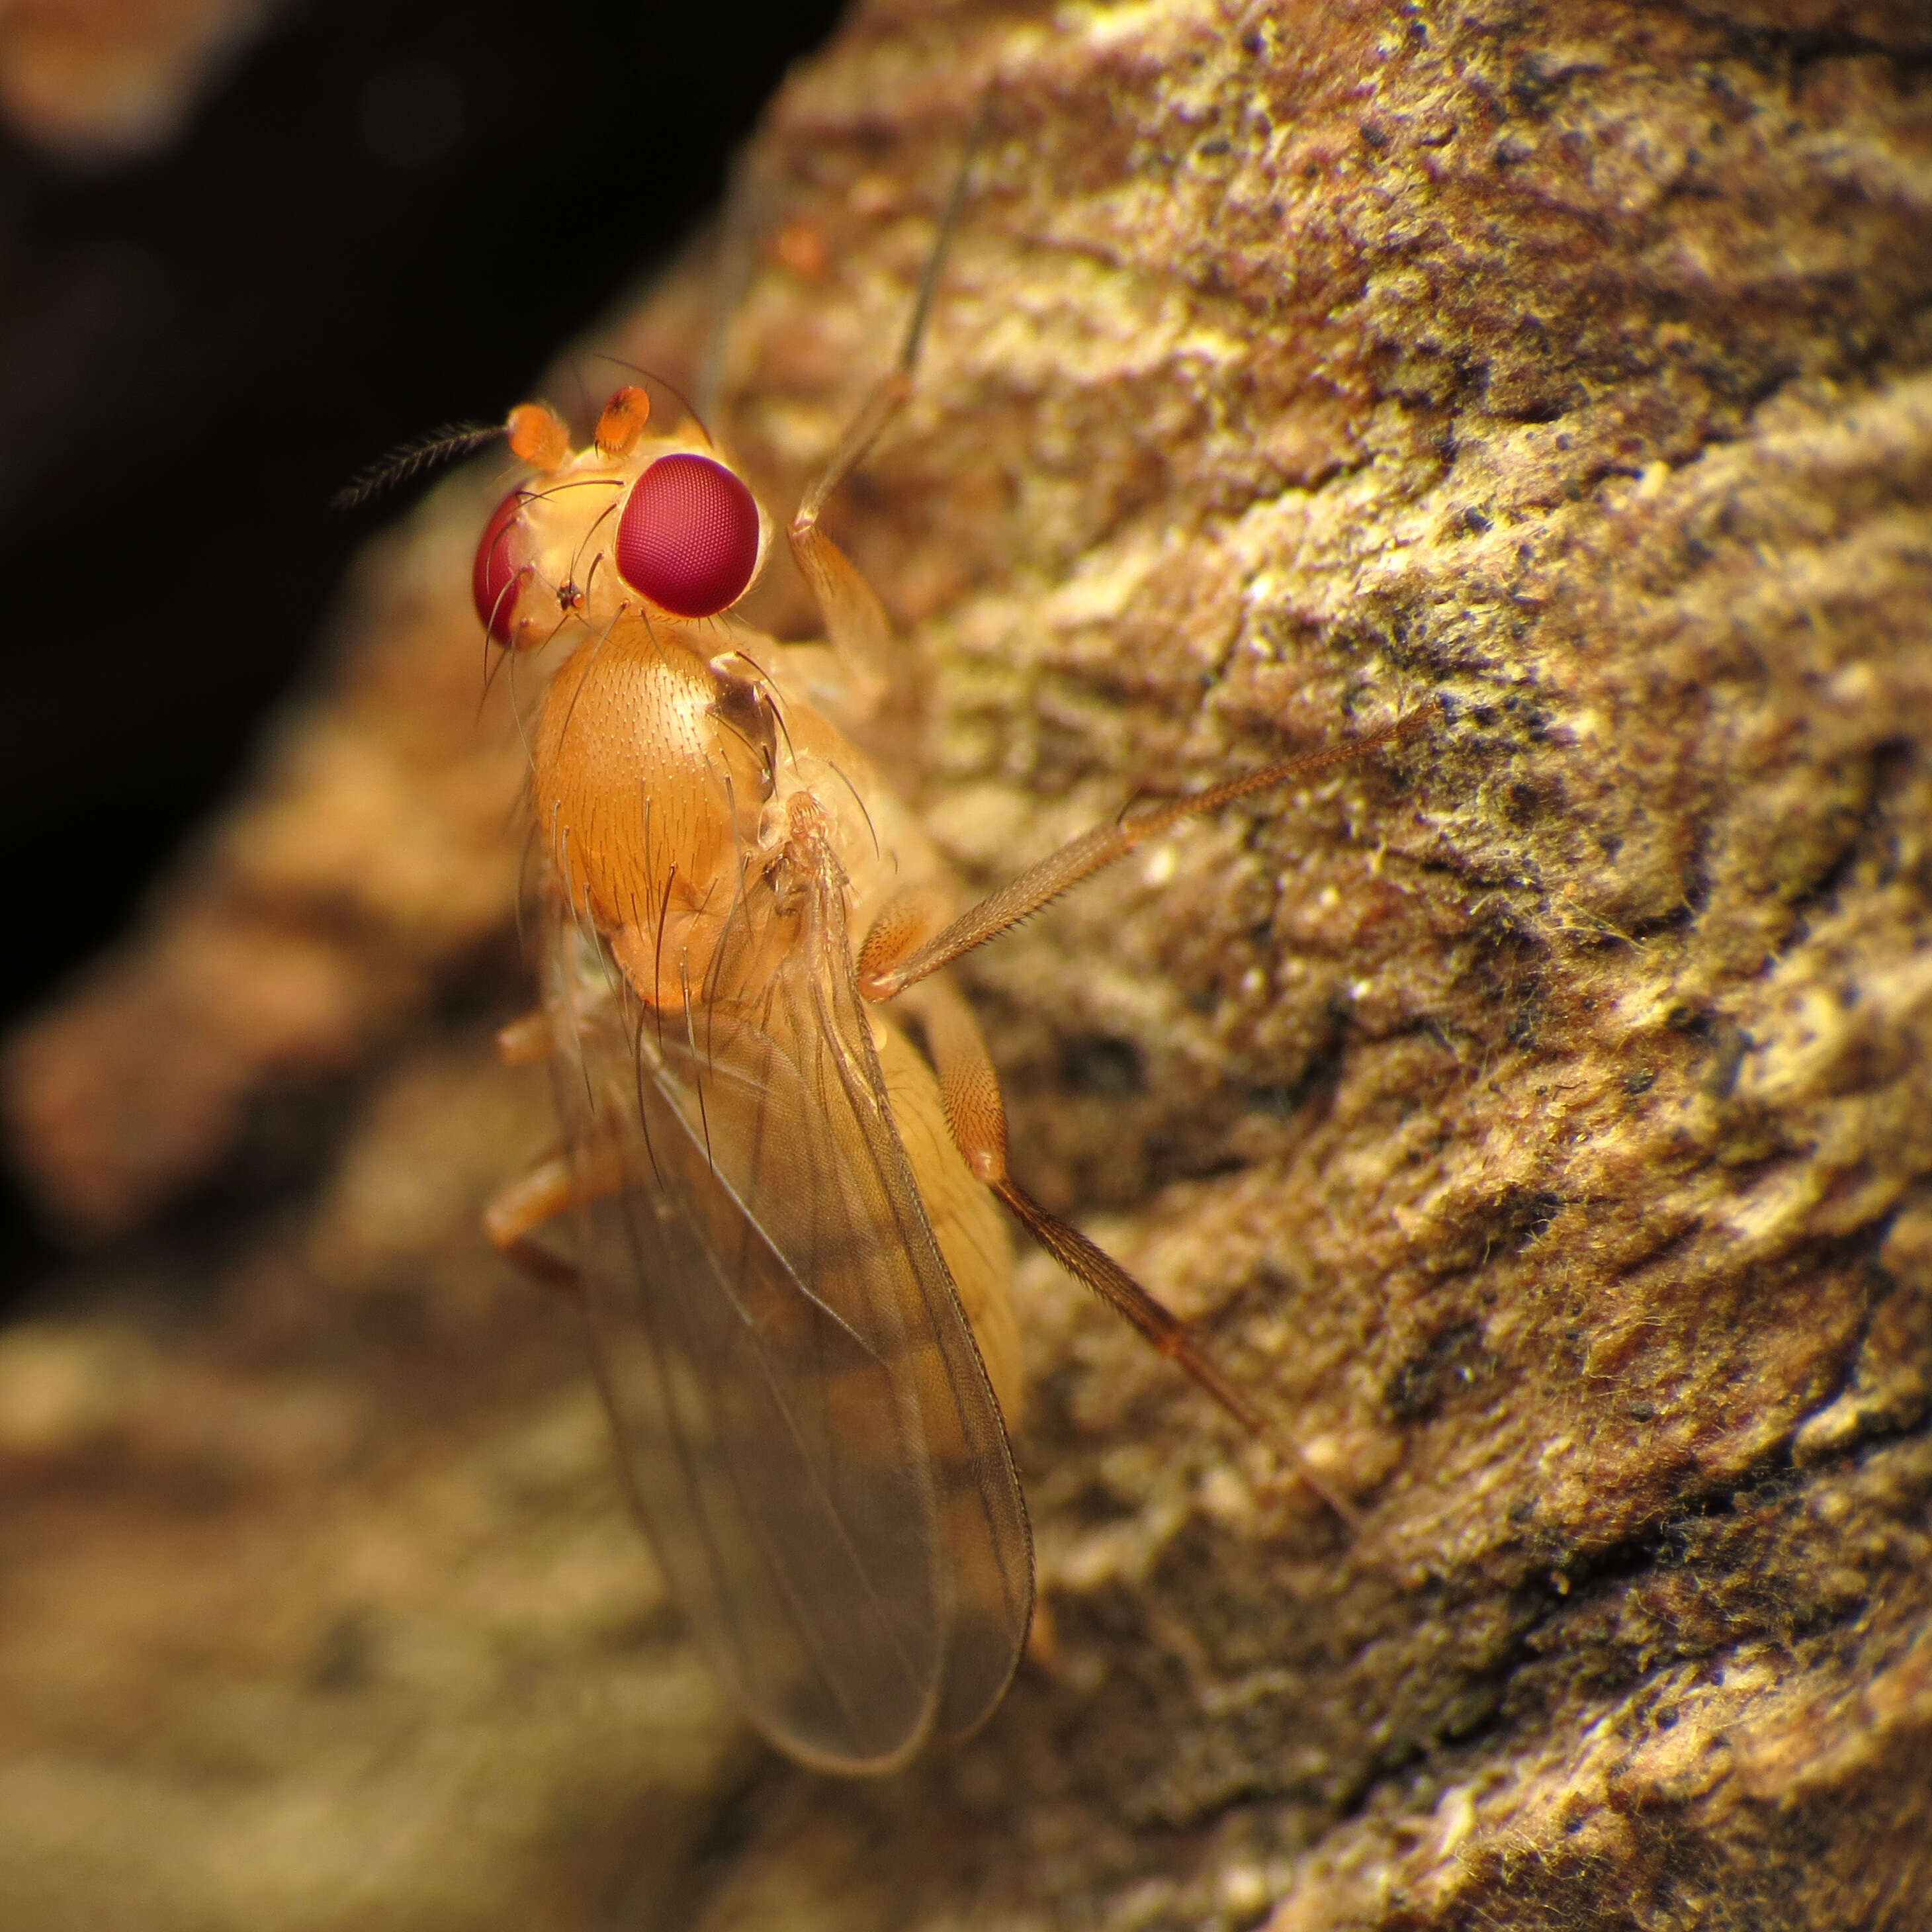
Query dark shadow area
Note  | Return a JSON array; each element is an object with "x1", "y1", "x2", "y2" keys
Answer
[{"x1": 0, "y1": 0, "x2": 844, "y2": 1302}]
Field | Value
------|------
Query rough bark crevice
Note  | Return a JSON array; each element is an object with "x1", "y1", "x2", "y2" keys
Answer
[{"x1": 1, "y1": 1, "x2": 1928, "y2": 1927}]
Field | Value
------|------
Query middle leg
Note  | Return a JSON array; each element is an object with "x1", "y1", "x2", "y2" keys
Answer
[
  {"x1": 484, "y1": 1133, "x2": 625, "y2": 1296},
  {"x1": 861, "y1": 707, "x2": 1435, "y2": 1001}
]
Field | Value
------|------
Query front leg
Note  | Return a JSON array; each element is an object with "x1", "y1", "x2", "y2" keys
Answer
[
  {"x1": 483, "y1": 1152, "x2": 583, "y2": 1294},
  {"x1": 483, "y1": 1008, "x2": 623, "y2": 1292},
  {"x1": 787, "y1": 106, "x2": 984, "y2": 713}
]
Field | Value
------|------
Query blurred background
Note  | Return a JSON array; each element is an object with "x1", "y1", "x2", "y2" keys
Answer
[{"x1": 0, "y1": 0, "x2": 843, "y2": 1309}]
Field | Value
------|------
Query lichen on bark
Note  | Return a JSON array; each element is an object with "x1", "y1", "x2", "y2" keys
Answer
[{"x1": 3, "y1": 2, "x2": 1930, "y2": 1928}]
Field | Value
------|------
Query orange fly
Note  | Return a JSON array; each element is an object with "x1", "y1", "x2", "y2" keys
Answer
[{"x1": 470, "y1": 138, "x2": 1429, "y2": 1773}]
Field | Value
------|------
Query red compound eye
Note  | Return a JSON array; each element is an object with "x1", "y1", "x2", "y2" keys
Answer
[
  {"x1": 472, "y1": 486, "x2": 531, "y2": 644},
  {"x1": 615, "y1": 453, "x2": 761, "y2": 618}
]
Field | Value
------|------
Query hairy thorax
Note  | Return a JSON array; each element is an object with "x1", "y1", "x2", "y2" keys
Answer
[{"x1": 528, "y1": 613, "x2": 1022, "y2": 1415}]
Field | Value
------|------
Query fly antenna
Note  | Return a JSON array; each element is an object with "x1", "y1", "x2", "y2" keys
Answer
[
  {"x1": 592, "y1": 355, "x2": 713, "y2": 448},
  {"x1": 329, "y1": 421, "x2": 505, "y2": 511}
]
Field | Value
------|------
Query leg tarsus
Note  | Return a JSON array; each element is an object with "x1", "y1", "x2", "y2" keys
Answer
[
  {"x1": 992, "y1": 1175, "x2": 1362, "y2": 1534},
  {"x1": 787, "y1": 104, "x2": 988, "y2": 711},
  {"x1": 501, "y1": 1235, "x2": 580, "y2": 1297},
  {"x1": 485, "y1": 1151, "x2": 580, "y2": 1296},
  {"x1": 869, "y1": 704, "x2": 1441, "y2": 1000},
  {"x1": 484, "y1": 1151, "x2": 574, "y2": 1250}
]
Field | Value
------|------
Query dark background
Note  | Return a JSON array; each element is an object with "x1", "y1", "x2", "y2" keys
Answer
[{"x1": 0, "y1": 0, "x2": 844, "y2": 1297}]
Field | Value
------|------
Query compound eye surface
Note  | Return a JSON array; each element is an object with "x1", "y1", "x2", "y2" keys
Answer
[
  {"x1": 615, "y1": 453, "x2": 760, "y2": 618},
  {"x1": 472, "y1": 486, "x2": 531, "y2": 644}
]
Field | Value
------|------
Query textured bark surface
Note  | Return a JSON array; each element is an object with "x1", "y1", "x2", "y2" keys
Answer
[{"x1": 4, "y1": 1, "x2": 1931, "y2": 1927}]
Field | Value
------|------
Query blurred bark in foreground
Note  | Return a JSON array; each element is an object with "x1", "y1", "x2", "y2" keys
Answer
[
  {"x1": 0, "y1": 0, "x2": 285, "y2": 156},
  {"x1": 4, "y1": 1, "x2": 1931, "y2": 1927}
]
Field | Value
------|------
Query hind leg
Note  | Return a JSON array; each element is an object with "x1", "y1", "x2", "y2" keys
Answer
[{"x1": 881, "y1": 953, "x2": 1361, "y2": 1530}]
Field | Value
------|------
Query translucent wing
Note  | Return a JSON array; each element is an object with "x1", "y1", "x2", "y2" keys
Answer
[{"x1": 544, "y1": 838, "x2": 1032, "y2": 1773}]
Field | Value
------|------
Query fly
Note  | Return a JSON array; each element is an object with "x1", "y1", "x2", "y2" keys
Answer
[{"x1": 467, "y1": 126, "x2": 1430, "y2": 1773}]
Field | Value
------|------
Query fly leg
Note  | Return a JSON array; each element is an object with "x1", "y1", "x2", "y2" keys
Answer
[
  {"x1": 882, "y1": 954, "x2": 1362, "y2": 1531},
  {"x1": 496, "y1": 1008, "x2": 553, "y2": 1065},
  {"x1": 860, "y1": 707, "x2": 1435, "y2": 1002},
  {"x1": 484, "y1": 1153, "x2": 583, "y2": 1294},
  {"x1": 482, "y1": 1009, "x2": 621, "y2": 1294},
  {"x1": 483, "y1": 1137, "x2": 628, "y2": 1295},
  {"x1": 789, "y1": 104, "x2": 985, "y2": 713}
]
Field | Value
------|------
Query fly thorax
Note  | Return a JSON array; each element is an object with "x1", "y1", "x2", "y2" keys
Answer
[{"x1": 534, "y1": 619, "x2": 740, "y2": 936}]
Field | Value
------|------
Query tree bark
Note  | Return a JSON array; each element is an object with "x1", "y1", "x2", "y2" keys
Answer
[{"x1": 3, "y1": 2, "x2": 1930, "y2": 1927}]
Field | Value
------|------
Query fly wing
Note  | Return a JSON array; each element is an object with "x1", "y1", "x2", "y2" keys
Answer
[{"x1": 546, "y1": 852, "x2": 1032, "y2": 1773}]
